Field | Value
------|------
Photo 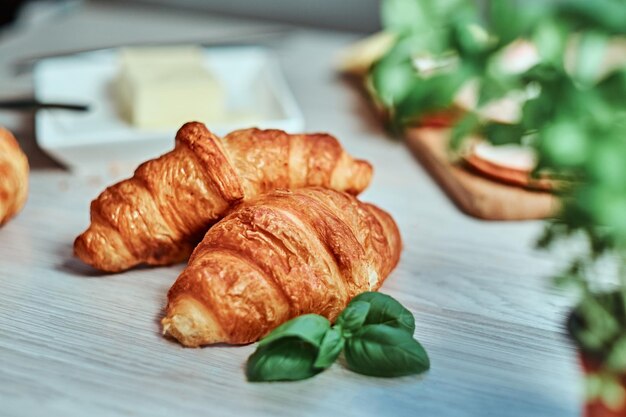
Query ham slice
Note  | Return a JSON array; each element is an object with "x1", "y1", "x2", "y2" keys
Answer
[{"x1": 463, "y1": 141, "x2": 555, "y2": 191}]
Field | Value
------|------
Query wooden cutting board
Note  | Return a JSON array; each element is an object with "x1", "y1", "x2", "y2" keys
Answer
[{"x1": 405, "y1": 127, "x2": 559, "y2": 220}]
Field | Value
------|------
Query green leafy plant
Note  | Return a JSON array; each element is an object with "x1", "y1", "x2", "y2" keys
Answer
[
  {"x1": 246, "y1": 292, "x2": 430, "y2": 382},
  {"x1": 368, "y1": 0, "x2": 626, "y2": 406}
]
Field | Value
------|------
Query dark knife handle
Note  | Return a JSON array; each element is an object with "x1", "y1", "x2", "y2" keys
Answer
[{"x1": 0, "y1": 99, "x2": 89, "y2": 112}]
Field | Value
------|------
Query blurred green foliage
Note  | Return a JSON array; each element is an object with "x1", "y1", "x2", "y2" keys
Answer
[{"x1": 371, "y1": 0, "x2": 626, "y2": 369}]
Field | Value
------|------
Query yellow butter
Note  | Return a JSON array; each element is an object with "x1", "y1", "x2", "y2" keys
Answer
[{"x1": 116, "y1": 46, "x2": 224, "y2": 129}]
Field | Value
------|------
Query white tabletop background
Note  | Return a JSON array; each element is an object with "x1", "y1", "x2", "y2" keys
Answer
[{"x1": 0, "y1": 2, "x2": 582, "y2": 416}]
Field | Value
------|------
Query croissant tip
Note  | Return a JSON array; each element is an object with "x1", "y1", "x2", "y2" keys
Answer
[
  {"x1": 161, "y1": 313, "x2": 204, "y2": 348},
  {"x1": 161, "y1": 317, "x2": 176, "y2": 339},
  {"x1": 179, "y1": 120, "x2": 206, "y2": 129},
  {"x1": 162, "y1": 298, "x2": 226, "y2": 347},
  {"x1": 176, "y1": 121, "x2": 209, "y2": 139},
  {"x1": 73, "y1": 232, "x2": 92, "y2": 263},
  {"x1": 72, "y1": 228, "x2": 137, "y2": 273}
]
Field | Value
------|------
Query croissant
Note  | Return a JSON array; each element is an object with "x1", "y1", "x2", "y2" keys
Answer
[
  {"x1": 74, "y1": 122, "x2": 372, "y2": 272},
  {"x1": 162, "y1": 187, "x2": 402, "y2": 347},
  {"x1": 0, "y1": 127, "x2": 29, "y2": 226}
]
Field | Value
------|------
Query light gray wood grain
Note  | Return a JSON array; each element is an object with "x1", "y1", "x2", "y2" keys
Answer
[{"x1": 0, "y1": 2, "x2": 583, "y2": 416}]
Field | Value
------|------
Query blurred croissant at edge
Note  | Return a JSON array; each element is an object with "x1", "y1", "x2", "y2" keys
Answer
[
  {"x1": 74, "y1": 122, "x2": 373, "y2": 272},
  {"x1": 0, "y1": 127, "x2": 29, "y2": 226},
  {"x1": 162, "y1": 187, "x2": 402, "y2": 347}
]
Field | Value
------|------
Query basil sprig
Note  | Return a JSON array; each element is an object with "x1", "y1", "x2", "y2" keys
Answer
[{"x1": 246, "y1": 292, "x2": 430, "y2": 382}]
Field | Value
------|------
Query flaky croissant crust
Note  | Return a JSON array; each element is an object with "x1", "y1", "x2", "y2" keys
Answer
[
  {"x1": 74, "y1": 122, "x2": 373, "y2": 272},
  {"x1": 162, "y1": 187, "x2": 402, "y2": 347},
  {"x1": 0, "y1": 128, "x2": 29, "y2": 226}
]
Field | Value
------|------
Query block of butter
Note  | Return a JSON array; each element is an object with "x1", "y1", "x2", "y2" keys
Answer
[{"x1": 115, "y1": 46, "x2": 224, "y2": 129}]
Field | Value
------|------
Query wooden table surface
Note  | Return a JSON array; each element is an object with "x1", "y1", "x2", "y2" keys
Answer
[{"x1": 0, "y1": 2, "x2": 581, "y2": 416}]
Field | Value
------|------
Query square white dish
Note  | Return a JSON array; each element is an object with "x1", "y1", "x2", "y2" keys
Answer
[{"x1": 34, "y1": 47, "x2": 304, "y2": 174}]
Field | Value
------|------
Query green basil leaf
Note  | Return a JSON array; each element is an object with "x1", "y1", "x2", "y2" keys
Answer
[
  {"x1": 559, "y1": 0, "x2": 626, "y2": 34},
  {"x1": 540, "y1": 119, "x2": 589, "y2": 168},
  {"x1": 483, "y1": 122, "x2": 526, "y2": 146},
  {"x1": 246, "y1": 337, "x2": 321, "y2": 382},
  {"x1": 521, "y1": 94, "x2": 555, "y2": 131},
  {"x1": 450, "y1": 112, "x2": 480, "y2": 150},
  {"x1": 597, "y1": 69, "x2": 626, "y2": 109},
  {"x1": 351, "y1": 292, "x2": 416, "y2": 335},
  {"x1": 381, "y1": 0, "x2": 428, "y2": 33},
  {"x1": 313, "y1": 328, "x2": 345, "y2": 369},
  {"x1": 574, "y1": 31, "x2": 608, "y2": 86},
  {"x1": 532, "y1": 19, "x2": 568, "y2": 66},
  {"x1": 344, "y1": 325, "x2": 430, "y2": 377},
  {"x1": 258, "y1": 314, "x2": 330, "y2": 349},
  {"x1": 606, "y1": 335, "x2": 626, "y2": 372},
  {"x1": 335, "y1": 301, "x2": 371, "y2": 335},
  {"x1": 371, "y1": 58, "x2": 416, "y2": 107},
  {"x1": 455, "y1": 22, "x2": 490, "y2": 56},
  {"x1": 489, "y1": 1, "x2": 548, "y2": 45},
  {"x1": 477, "y1": 74, "x2": 520, "y2": 107}
]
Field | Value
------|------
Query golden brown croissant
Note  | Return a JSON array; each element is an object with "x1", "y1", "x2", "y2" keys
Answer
[
  {"x1": 0, "y1": 127, "x2": 29, "y2": 226},
  {"x1": 74, "y1": 122, "x2": 372, "y2": 272},
  {"x1": 162, "y1": 187, "x2": 402, "y2": 347}
]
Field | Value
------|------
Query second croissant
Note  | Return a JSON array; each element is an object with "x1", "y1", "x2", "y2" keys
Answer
[{"x1": 162, "y1": 187, "x2": 402, "y2": 347}]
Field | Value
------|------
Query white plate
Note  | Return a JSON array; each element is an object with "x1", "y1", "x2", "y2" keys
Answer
[{"x1": 34, "y1": 47, "x2": 304, "y2": 174}]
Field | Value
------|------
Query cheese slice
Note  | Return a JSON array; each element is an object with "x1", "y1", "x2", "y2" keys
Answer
[{"x1": 116, "y1": 46, "x2": 224, "y2": 129}]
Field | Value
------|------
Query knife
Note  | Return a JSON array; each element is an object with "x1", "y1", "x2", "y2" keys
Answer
[{"x1": 0, "y1": 99, "x2": 89, "y2": 112}]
